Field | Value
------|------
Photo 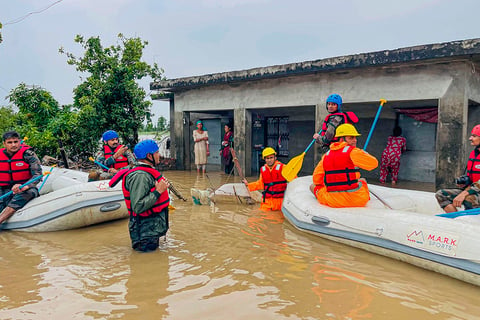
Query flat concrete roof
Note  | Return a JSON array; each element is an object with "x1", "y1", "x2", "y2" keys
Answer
[{"x1": 151, "y1": 38, "x2": 480, "y2": 93}]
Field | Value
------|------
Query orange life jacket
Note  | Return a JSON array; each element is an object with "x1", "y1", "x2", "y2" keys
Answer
[
  {"x1": 110, "y1": 166, "x2": 170, "y2": 217},
  {"x1": 261, "y1": 162, "x2": 287, "y2": 201},
  {"x1": 103, "y1": 144, "x2": 129, "y2": 170},
  {"x1": 0, "y1": 146, "x2": 32, "y2": 187},
  {"x1": 323, "y1": 145, "x2": 360, "y2": 192},
  {"x1": 467, "y1": 149, "x2": 480, "y2": 184}
]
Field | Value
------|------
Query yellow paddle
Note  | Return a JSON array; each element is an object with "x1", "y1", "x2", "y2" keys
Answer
[{"x1": 282, "y1": 130, "x2": 320, "y2": 182}]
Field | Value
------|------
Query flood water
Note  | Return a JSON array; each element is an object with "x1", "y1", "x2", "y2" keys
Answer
[{"x1": 0, "y1": 171, "x2": 479, "y2": 320}]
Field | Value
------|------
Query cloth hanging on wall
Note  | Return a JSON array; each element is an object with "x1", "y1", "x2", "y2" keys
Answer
[{"x1": 394, "y1": 107, "x2": 438, "y2": 123}]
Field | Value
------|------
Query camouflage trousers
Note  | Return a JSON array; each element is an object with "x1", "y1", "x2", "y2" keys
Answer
[
  {"x1": 88, "y1": 170, "x2": 114, "y2": 182},
  {"x1": 435, "y1": 188, "x2": 480, "y2": 209},
  {"x1": 128, "y1": 208, "x2": 169, "y2": 252},
  {"x1": 0, "y1": 187, "x2": 39, "y2": 211}
]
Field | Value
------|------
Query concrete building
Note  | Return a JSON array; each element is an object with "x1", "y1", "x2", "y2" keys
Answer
[{"x1": 151, "y1": 38, "x2": 480, "y2": 189}]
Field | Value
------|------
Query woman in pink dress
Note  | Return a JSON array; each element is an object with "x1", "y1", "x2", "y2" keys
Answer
[{"x1": 379, "y1": 126, "x2": 407, "y2": 185}]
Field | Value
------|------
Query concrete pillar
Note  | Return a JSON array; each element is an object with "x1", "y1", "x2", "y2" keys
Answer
[
  {"x1": 169, "y1": 98, "x2": 175, "y2": 160},
  {"x1": 173, "y1": 110, "x2": 189, "y2": 170},
  {"x1": 234, "y1": 108, "x2": 251, "y2": 176},
  {"x1": 436, "y1": 67, "x2": 468, "y2": 189}
]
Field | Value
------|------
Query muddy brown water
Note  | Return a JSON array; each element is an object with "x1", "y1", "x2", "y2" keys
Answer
[{"x1": 0, "y1": 171, "x2": 478, "y2": 319}]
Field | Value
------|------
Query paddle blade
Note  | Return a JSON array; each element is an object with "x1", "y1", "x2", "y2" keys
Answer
[
  {"x1": 282, "y1": 152, "x2": 306, "y2": 182},
  {"x1": 436, "y1": 208, "x2": 480, "y2": 219}
]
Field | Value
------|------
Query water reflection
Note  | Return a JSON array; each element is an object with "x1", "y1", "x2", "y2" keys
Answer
[
  {"x1": 0, "y1": 170, "x2": 479, "y2": 320},
  {"x1": 119, "y1": 249, "x2": 171, "y2": 318},
  {"x1": 0, "y1": 223, "x2": 133, "y2": 319},
  {"x1": 0, "y1": 233, "x2": 44, "y2": 310}
]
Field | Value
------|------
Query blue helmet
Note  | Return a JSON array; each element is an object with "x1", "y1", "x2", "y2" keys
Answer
[
  {"x1": 134, "y1": 139, "x2": 159, "y2": 159},
  {"x1": 326, "y1": 94, "x2": 342, "y2": 111},
  {"x1": 102, "y1": 130, "x2": 119, "y2": 142}
]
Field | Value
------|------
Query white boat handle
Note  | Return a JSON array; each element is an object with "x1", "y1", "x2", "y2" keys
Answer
[
  {"x1": 100, "y1": 203, "x2": 122, "y2": 212},
  {"x1": 312, "y1": 216, "x2": 330, "y2": 226}
]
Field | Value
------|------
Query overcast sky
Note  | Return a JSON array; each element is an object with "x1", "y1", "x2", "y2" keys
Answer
[{"x1": 1, "y1": 0, "x2": 479, "y2": 122}]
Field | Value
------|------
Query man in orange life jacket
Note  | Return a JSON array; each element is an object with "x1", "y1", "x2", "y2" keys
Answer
[
  {"x1": 242, "y1": 147, "x2": 287, "y2": 211},
  {"x1": 0, "y1": 131, "x2": 42, "y2": 225},
  {"x1": 435, "y1": 125, "x2": 480, "y2": 213},
  {"x1": 94, "y1": 130, "x2": 135, "y2": 180},
  {"x1": 109, "y1": 139, "x2": 170, "y2": 252},
  {"x1": 310, "y1": 124, "x2": 378, "y2": 208},
  {"x1": 313, "y1": 94, "x2": 359, "y2": 153}
]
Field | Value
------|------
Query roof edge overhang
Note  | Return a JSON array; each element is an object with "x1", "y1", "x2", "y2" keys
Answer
[{"x1": 151, "y1": 38, "x2": 480, "y2": 94}]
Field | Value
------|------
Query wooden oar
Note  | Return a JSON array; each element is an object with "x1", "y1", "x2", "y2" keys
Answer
[
  {"x1": 436, "y1": 207, "x2": 480, "y2": 219},
  {"x1": 230, "y1": 148, "x2": 255, "y2": 204},
  {"x1": 167, "y1": 182, "x2": 187, "y2": 201},
  {"x1": 369, "y1": 189, "x2": 393, "y2": 209}
]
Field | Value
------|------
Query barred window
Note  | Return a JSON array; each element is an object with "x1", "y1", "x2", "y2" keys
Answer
[{"x1": 266, "y1": 116, "x2": 289, "y2": 157}]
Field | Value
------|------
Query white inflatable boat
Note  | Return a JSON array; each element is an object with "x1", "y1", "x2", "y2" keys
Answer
[
  {"x1": 282, "y1": 176, "x2": 480, "y2": 286},
  {"x1": 0, "y1": 167, "x2": 128, "y2": 232},
  {"x1": 190, "y1": 183, "x2": 263, "y2": 205}
]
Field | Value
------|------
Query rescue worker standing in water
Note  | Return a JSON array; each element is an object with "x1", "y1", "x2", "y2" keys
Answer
[
  {"x1": 313, "y1": 94, "x2": 359, "y2": 153},
  {"x1": 110, "y1": 139, "x2": 170, "y2": 252},
  {"x1": 310, "y1": 124, "x2": 378, "y2": 208},
  {"x1": 242, "y1": 147, "x2": 287, "y2": 211}
]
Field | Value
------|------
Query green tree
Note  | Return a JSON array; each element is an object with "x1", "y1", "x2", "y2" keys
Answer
[
  {"x1": 60, "y1": 34, "x2": 164, "y2": 147},
  {"x1": 0, "y1": 106, "x2": 17, "y2": 133},
  {"x1": 7, "y1": 84, "x2": 89, "y2": 161},
  {"x1": 0, "y1": 22, "x2": 3, "y2": 44},
  {"x1": 7, "y1": 83, "x2": 66, "y2": 157},
  {"x1": 157, "y1": 116, "x2": 168, "y2": 131},
  {"x1": 143, "y1": 121, "x2": 154, "y2": 132}
]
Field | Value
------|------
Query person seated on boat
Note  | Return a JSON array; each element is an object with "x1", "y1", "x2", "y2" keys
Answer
[
  {"x1": 0, "y1": 131, "x2": 43, "y2": 225},
  {"x1": 242, "y1": 147, "x2": 287, "y2": 211},
  {"x1": 109, "y1": 139, "x2": 170, "y2": 252},
  {"x1": 91, "y1": 130, "x2": 136, "y2": 181},
  {"x1": 313, "y1": 94, "x2": 359, "y2": 153},
  {"x1": 310, "y1": 124, "x2": 378, "y2": 208},
  {"x1": 435, "y1": 125, "x2": 480, "y2": 213}
]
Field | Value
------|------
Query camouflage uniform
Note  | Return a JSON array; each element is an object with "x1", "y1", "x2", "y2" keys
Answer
[
  {"x1": 93, "y1": 147, "x2": 136, "y2": 180},
  {"x1": 315, "y1": 114, "x2": 345, "y2": 153},
  {"x1": 435, "y1": 181, "x2": 480, "y2": 210},
  {"x1": 0, "y1": 149, "x2": 42, "y2": 211},
  {"x1": 124, "y1": 165, "x2": 169, "y2": 252}
]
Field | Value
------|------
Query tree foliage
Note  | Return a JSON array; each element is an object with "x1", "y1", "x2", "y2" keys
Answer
[
  {"x1": 157, "y1": 116, "x2": 168, "y2": 131},
  {"x1": 0, "y1": 106, "x2": 17, "y2": 133},
  {"x1": 60, "y1": 33, "x2": 164, "y2": 148},
  {"x1": 1, "y1": 34, "x2": 163, "y2": 163},
  {"x1": 6, "y1": 83, "x2": 77, "y2": 158}
]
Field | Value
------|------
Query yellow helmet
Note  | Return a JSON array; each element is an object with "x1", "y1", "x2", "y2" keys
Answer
[
  {"x1": 335, "y1": 123, "x2": 361, "y2": 138},
  {"x1": 262, "y1": 147, "x2": 277, "y2": 159}
]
